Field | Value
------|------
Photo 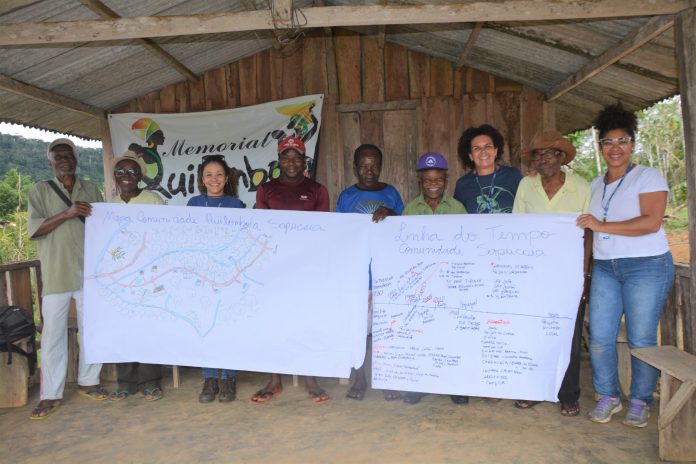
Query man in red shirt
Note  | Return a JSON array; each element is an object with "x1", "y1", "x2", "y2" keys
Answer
[{"x1": 251, "y1": 136, "x2": 331, "y2": 404}]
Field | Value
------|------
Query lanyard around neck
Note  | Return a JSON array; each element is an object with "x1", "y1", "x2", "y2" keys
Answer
[
  {"x1": 601, "y1": 164, "x2": 634, "y2": 222},
  {"x1": 205, "y1": 195, "x2": 224, "y2": 207}
]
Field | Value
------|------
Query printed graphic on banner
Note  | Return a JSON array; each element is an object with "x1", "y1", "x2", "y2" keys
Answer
[
  {"x1": 369, "y1": 214, "x2": 584, "y2": 402},
  {"x1": 83, "y1": 204, "x2": 370, "y2": 378},
  {"x1": 109, "y1": 95, "x2": 323, "y2": 207}
]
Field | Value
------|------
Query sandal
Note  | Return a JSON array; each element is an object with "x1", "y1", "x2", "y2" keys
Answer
[
  {"x1": 514, "y1": 400, "x2": 540, "y2": 409},
  {"x1": 308, "y1": 388, "x2": 330, "y2": 405},
  {"x1": 560, "y1": 401, "x2": 580, "y2": 417},
  {"x1": 109, "y1": 390, "x2": 130, "y2": 402},
  {"x1": 250, "y1": 387, "x2": 282, "y2": 404},
  {"x1": 29, "y1": 400, "x2": 60, "y2": 420},
  {"x1": 143, "y1": 386, "x2": 163, "y2": 401},
  {"x1": 346, "y1": 386, "x2": 366, "y2": 401},
  {"x1": 78, "y1": 386, "x2": 109, "y2": 401}
]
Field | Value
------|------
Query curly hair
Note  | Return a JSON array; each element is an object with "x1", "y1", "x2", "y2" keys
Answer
[
  {"x1": 197, "y1": 155, "x2": 239, "y2": 197},
  {"x1": 353, "y1": 144, "x2": 383, "y2": 168},
  {"x1": 594, "y1": 103, "x2": 637, "y2": 140},
  {"x1": 457, "y1": 124, "x2": 505, "y2": 170}
]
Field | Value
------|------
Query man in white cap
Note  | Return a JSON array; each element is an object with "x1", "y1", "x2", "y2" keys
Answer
[{"x1": 27, "y1": 138, "x2": 107, "y2": 419}]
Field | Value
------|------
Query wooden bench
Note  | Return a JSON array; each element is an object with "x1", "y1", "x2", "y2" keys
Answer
[{"x1": 632, "y1": 346, "x2": 696, "y2": 462}]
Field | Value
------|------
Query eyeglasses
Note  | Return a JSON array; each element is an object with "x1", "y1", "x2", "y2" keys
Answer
[
  {"x1": 114, "y1": 167, "x2": 139, "y2": 176},
  {"x1": 599, "y1": 136, "x2": 633, "y2": 148},
  {"x1": 530, "y1": 150, "x2": 561, "y2": 162},
  {"x1": 471, "y1": 144, "x2": 496, "y2": 154}
]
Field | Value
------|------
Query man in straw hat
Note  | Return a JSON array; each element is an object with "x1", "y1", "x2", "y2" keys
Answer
[
  {"x1": 27, "y1": 138, "x2": 107, "y2": 419},
  {"x1": 512, "y1": 131, "x2": 592, "y2": 417}
]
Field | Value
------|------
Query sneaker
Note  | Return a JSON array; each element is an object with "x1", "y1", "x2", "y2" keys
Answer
[
  {"x1": 218, "y1": 378, "x2": 237, "y2": 403},
  {"x1": 623, "y1": 398, "x2": 650, "y2": 428},
  {"x1": 588, "y1": 395, "x2": 622, "y2": 423},
  {"x1": 198, "y1": 377, "x2": 219, "y2": 403}
]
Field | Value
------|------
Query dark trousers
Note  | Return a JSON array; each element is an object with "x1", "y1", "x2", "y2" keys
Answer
[
  {"x1": 558, "y1": 301, "x2": 586, "y2": 403},
  {"x1": 116, "y1": 362, "x2": 162, "y2": 394}
]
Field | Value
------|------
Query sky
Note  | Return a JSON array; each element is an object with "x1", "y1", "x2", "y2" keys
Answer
[{"x1": 0, "y1": 122, "x2": 102, "y2": 148}]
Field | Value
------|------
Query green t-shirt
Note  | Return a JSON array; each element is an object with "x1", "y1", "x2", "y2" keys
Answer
[{"x1": 403, "y1": 193, "x2": 466, "y2": 216}]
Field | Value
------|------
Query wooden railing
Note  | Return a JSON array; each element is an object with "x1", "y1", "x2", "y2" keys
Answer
[{"x1": 661, "y1": 263, "x2": 695, "y2": 355}]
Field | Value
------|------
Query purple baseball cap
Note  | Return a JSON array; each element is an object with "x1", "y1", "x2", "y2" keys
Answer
[{"x1": 416, "y1": 152, "x2": 448, "y2": 171}]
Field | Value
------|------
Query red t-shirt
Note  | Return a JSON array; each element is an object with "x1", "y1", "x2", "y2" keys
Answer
[{"x1": 255, "y1": 177, "x2": 330, "y2": 212}]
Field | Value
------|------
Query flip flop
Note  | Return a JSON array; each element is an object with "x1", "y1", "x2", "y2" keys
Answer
[
  {"x1": 560, "y1": 401, "x2": 581, "y2": 417},
  {"x1": 514, "y1": 400, "x2": 540, "y2": 409},
  {"x1": 383, "y1": 390, "x2": 402, "y2": 401},
  {"x1": 346, "y1": 387, "x2": 366, "y2": 401},
  {"x1": 109, "y1": 390, "x2": 130, "y2": 402},
  {"x1": 308, "y1": 388, "x2": 330, "y2": 405},
  {"x1": 250, "y1": 388, "x2": 282, "y2": 404},
  {"x1": 143, "y1": 387, "x2": 163, "y2": 401},
  {"x1": 29, "y1": 400, "x2": 60, "y2": 420},
  {"x1": 79, "y1": 386, "x2": 109, "y2": 401}
]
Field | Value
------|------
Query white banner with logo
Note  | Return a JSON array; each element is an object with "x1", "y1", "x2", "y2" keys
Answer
[{"x1": 108, "y1": 95, "x2": 324, "y2": 207}]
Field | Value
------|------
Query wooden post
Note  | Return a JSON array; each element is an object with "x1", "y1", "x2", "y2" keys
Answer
[
  {"x1": 101, "y1": 118, "x2": 116, "y2": 200},
  {"x1": 676, "y1": 7, "x2": 696, "y2": 357}
]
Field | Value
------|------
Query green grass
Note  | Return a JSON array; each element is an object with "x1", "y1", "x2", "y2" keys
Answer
[{"x1": 664, "y1": 206, "x2": 689, "y2": 233}]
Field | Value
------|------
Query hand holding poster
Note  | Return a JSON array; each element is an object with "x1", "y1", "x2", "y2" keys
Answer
[
  {"x1": 369, "y1": 214, "x2": 584, "y2": 401},
  {"x1": 108, "y1": 95, "x2": 324, "y2": 207}
]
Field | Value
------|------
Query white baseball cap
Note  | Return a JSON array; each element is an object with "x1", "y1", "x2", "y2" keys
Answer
[{"x1": 46, "y1": 138, "x2": 77, "y2": 158}]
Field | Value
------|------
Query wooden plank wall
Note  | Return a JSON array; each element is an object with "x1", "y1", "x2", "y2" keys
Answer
[{"x1": 111, "y1": 30, "x2": 546, "y2": 207}]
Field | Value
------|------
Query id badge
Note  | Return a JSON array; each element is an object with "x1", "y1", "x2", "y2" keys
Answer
[{"x1": 600, "y1": 233, "x2": 611, "y2": 241}]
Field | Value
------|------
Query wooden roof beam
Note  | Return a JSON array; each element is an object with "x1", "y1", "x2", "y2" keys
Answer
[
  {"x1": 79, "y1": 0, "x2": 199, "y2": 82},
  {"x1": 0, "y1": 1, "x2": 691, "y2": 45},
  {"x1": 457, "y1": 22, "x2": 484, "y2": 69},
  {"x1": 0, "y1": 73, "x2": 106, "y2": 120},
  {"x1": 546, "y1": 15, "x2": 675, "y2": 101}
]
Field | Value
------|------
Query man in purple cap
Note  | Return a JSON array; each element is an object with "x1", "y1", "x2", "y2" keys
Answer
[
  {"x1": 402, "y1": 152, "x2": 466, "y2": 215},
  {"x1": 401, "y1": 152, "x2": 467, "y2": 405},
  {"x1": 27, "y1": 138, "x2": 107, "y2": 419},
  {"x1": 251, "y1": 135, "x2": 331, "y2": 405}
]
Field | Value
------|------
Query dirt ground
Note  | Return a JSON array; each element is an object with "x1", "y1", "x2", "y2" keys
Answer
[
  {"x1": 0, "y1": 351, "x2": 674, "y2": 464},
  {"x1": 667, "y1": 231, "x2": 690, "y2": 264}
]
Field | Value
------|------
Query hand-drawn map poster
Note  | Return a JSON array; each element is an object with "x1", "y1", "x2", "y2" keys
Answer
[
  {"x1": 369, "y1": 214, "x2": 584, "y2": 402},
  {"x1": 83, "y1": 204, "x2": 371, "y2": 378}
]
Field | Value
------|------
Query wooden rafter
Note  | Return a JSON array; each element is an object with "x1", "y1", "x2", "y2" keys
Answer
[
  {"x1": 0, "y1": 1, "x2": 690, "y2": 46},
  {"x1": 79, "y1": 0, "x2": 198, "y2": 82},
  {"x1": 546, "y1": 15, "x2": 675, "y2": 101},
  {"x1": 0, "y1": 73, "x2": 105, "y2": 120},
  {"x1": 457, "y1": 22, "x2": 484, "y2": 69}
]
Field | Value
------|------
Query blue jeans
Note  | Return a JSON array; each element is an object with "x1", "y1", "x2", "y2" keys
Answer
[
  {"x1": 202, "y1": 368, "x2": 236, "y2": 380},
  {"x1": 589, "y1": 252, "x2": 674, "y2": 403}
]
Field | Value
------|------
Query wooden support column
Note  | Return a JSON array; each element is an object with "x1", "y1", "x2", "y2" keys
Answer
[
  {"x1": 676, "y1": 7, "x2": 696, "y2": 357},
  {"x1": 101, "y1": 118, "x2": 116, "y2": 200},
  {"x1": 542, "y1": 100, "x2": 556, "y2": 131}
]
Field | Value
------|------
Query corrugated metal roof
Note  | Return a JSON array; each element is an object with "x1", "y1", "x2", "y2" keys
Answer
[{"x1": 0, "y1": 0, "x2": 683, "y2": 139}]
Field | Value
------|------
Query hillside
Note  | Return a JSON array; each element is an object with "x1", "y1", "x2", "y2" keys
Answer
[{"x1": 0, "y1": 133, "x2": 105, "y2": 186}]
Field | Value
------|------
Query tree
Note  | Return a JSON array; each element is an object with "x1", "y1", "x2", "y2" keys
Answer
[{"x1": 0, "y1": 167, "x2": 32, "y2": 219}]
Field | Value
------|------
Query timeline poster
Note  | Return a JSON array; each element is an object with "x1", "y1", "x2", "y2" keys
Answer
[{"x1": 369, "y1": 214, "x2": 584, "y2": 401}]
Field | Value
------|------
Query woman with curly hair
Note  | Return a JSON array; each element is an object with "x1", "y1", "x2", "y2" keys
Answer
[
  {"x1": 454, "y1": 124, "x2": 522, "y2": 214},
  {"x1": 187, "y1": 154, "x2": 245, "y2": 404},
  {"x1": 577, "y1": 104, "x2": 674, "y2": 427}
]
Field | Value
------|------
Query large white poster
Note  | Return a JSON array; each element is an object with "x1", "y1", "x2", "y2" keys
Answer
[
  {"x1": 108, "y1": 95, "x2": 324, "y2": 207},
  {"x1": 369, "y1": 214, "x2": 584, "y2": 401},
  {"x1": 83, "y1": 203, "x2": 370, "y2": 378}
]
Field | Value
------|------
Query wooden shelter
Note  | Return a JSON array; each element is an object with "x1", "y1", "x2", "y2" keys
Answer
[{"x1": 1, "y1": 1, "x2": 696, "y2": 458}]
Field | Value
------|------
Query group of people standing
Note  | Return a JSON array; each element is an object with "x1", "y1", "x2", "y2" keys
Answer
[{"x1": 27, "y1": 103, "x2": 673, "y2": 431}]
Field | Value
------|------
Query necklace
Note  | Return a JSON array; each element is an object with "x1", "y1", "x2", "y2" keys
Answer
[
  {"x1": 204, "y1": 195, "x2": 225, "y2": 207},
  {"x1": 475, "y1": 169, "x2": 498, "y2": 213}
]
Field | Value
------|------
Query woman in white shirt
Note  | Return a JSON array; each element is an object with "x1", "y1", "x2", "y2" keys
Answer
[{"x1": 577, "y1": 104, "x2": 674, "y2": 428}]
